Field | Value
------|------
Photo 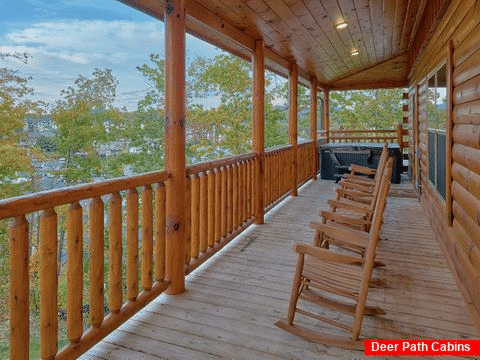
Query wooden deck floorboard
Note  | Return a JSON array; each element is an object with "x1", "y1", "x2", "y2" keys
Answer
[{"x1": 83, "y1": 179, "x2": 478, "y2": 360}]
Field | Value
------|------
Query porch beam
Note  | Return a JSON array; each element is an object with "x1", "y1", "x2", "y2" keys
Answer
[
  {"x1": 323, "y1": 88, "x2": 330, "y2": 142},
  {"x1": 310, "y1": 77, "x2": 318, "y2": 179},
  {"x1": 289, "y1": 63, "x2": 298, "y2": 196},
  {"x1": 252, "y1": 39, "x2": 265, "y2": 224},
  {"x1": 164, "y1": 0, "x2": 186, "y2": 295}
]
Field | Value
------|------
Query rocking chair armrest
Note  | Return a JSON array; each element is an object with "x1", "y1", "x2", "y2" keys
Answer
[
  {"x1": 327, "y1": 199, "x2": 373, "y2": 215},
  {"x1": 339, "y1": 179, "x2": 373, "y2": 193},
  {"x1": 319, "y1": 210, "x2": 372, "y2": 227},
  {"x1": 345, "y1": 174, "x2": 375, "y2": 184},
  {"x1": 349, "y1": 164, "x2": 376, "y2": 175},
  {"x1": 309, "y1": 221, "x2": 369, "y2": 243},
  {"x1": 336, "y1": 188, "x2": 374, "y2": 201},
  {"x1": 293, "y1": 243, "x2": 364, "y2": 266}
]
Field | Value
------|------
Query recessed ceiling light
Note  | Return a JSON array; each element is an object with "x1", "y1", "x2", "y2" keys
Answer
[
  {"x1": 351, "y1": 50, "x2": 359, "y2": 56},
  {"x1": 336, "y1": 21, "x2": 348, "y2": 29}
]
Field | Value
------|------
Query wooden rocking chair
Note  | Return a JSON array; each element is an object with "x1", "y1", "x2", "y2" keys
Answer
[
  {"x1": 336, "y1": 143, "x2": 389, "y2": 200},
  {"x1": 315, "y1": 159, "x2": 393, "y2": 256},
  {"x1": 275, "y1": 159, "x2": 392, "y2": 348}
]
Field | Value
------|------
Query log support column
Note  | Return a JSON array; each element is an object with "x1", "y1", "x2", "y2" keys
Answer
[
  {"x1": 164, "y1": 0, "x2": 186, "y2": 295},
  {"x1": 322, "y1": 88, "x2": 330, "y2": 142},
  {"x1": 310, "y1": 77, "x2": 318, "y2": 179},
  {"x1": 289, "y1": 63, "x2": 298, "y2": 196},
  {"x1": 252, "y1": 39, "x2": 265, "y2": 224}
]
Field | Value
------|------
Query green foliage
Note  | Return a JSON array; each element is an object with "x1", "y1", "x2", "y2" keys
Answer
[
  {"x1": 52, "y1": 69, "x2": 125, "y2": 183},
  {"x1": 330, "y1": 89, "x2": 405, "y2": 129}
]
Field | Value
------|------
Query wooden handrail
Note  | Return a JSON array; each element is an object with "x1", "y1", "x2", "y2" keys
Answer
[
  {"x1": 328, "y1": 129, "x2": 396, "y2": 134},
  {"x1": 186, "y1": 152, "x2": 256, "y2": 175},
  {"x1": 0, "y1": 170, "x2": 170, "y2": 220}
]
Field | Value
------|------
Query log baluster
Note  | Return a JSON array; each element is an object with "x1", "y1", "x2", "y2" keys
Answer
[
  {"x1": 9, "y1": 215, "x2": 29, "y2": 360},
  {"x1": 247, "y1": 160, "x2": 252, "y2": 219},
  {"x1": 221, "y1": 166, "x2": 228, "y2": 239},
  {"x1": 142, "y1": 185, "x2": 153, "y2": 291},
  {"x1": 127, "y1": 189, "x2": 139, "y2": 301},
  {"x1": 199, "y1": 172, "x2": 208, "y2": 253},
  {"x1": 155, "y1": 183, "x2": 166, "y2": 281},
  {"x1": 243, "y1": 161, "x2": 249, "y2": 222},
  {"x1": 185, "y1": 176, "x2": 192, "y2": 264},
  {"x1": 227, "y1": 165, "x2": 233, "y2": 234},
  {"x1": 40, "y1": 208, "x2": 58, "y2": 359},
  {"x1": 232, "y1": 163, "x2": 239, "y2": 229},
  {"x1": 190, "y1": 175, "x2": 200, "y2": 259},
  {"x1": 90, "y1": 197, "x2": 104, "y2": 328},
  {"x1": 207, "y1": 170, "x2": 215, "y2": 249},
  {"x1": 214, "y1": 168, "x2": 221, "y2": 244},
  {"x1": 67, "y1": 202, "x2": 84, "y2": 342}
]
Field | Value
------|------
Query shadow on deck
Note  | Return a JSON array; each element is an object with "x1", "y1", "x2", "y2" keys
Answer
[{"x1": 83, "y1": 178, "x2": 478, "y2": 360}]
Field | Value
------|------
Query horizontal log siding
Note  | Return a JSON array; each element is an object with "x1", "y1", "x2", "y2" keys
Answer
[{"x1": 409, "y1": 0, "x2": 480, "y2": 328}]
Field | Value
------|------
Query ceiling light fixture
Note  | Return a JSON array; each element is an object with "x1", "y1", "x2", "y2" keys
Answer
[
  {"x1": 336, "y1": 21, "x2": 347, "y2": 29},
  {"x1": 351, "y1": 50, "x2": 359, "y2": 56}
]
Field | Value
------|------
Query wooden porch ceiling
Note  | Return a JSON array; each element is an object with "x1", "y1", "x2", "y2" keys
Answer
[{"x1": 119, "y1": 0, "x2": 429, "y2": 90}]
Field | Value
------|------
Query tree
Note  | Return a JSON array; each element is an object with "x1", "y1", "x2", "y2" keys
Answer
[
  {"x1": 51, "y1": 68, "x2": 124, "y2": 183},
  {"x1": 122, "y1": 54, "x2": 166, "y2": 174},
  {"x1": 0, "y1": 53, "x2": 38, "y2": 199},
  {"x1": 330, "y1": 89, "x2": 405, "y2": 130}
]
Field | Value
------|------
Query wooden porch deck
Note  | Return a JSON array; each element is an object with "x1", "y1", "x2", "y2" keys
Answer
[{"x1": 83, "y1": 178, "x2": 478, "y2": 360}]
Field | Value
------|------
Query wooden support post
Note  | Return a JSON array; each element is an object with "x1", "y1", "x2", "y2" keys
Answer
[
  {"x1": 289, "y1": 63, "x2": 298, "y2": 196},
  {"x1": 446, "y1": 40, "x2": 454, "y2": 226},
  {"x1": 310, "y1": 77, "x2": 318, "y2": 179},
  {"x1": 323, "y1": 88, "x2": 330, "y2": 142},
  {"x1": 164, "y1": 0, "x2": 186, "y2": 295},
  {"x1": 252, "y1": 39, "x2": 265, "y2": 224}
]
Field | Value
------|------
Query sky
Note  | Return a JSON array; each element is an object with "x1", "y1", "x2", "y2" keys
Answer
[{"x1": 0, "y1": 0, "x2": 223, "y2": 110}]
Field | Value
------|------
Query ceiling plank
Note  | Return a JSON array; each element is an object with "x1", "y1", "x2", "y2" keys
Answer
[
  {"x1": 369, "y1": 0, "x2": 384, "y2": 60},
  {"x1": 392, "y1": 0, "x2": 408, "y2": 53},
  {"x1": 337, "y1": 0, "x2": 370, "y2": 65},
  {"x1": 352, "y1": 0, "x2": 376, "y2": 63},
  {"x1": 407, "y1": 0, "x2": 428, "y2": 49},
  {"x1": 383, "y1": 0, "x2": 396, "y2": 59}
]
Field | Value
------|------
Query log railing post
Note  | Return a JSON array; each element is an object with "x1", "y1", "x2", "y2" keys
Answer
[
  {"x1": 289, "y1": 63, "x2": 298, "y2": 196},
  {"x1": 310, "y1": 77, "x2": 318, "y2": 179},
  {"x1": 164, "y1": 0, "x2": 186, "y2": 294},
  {"x1": 323, "y1": 88, "x2": 330, "y2": 142},
  {"x1": 252, "y1": 39, "x2": 265, "y2": 224}
]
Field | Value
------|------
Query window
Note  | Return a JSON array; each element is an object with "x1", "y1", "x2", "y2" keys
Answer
[{"x1": 427, "y1": 64, "x2": 447, "y2": 199}]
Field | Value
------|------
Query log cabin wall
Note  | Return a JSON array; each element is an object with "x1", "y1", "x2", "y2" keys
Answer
[{"x1": 409, "y1": 0, "x2": 480, "y2": 326}]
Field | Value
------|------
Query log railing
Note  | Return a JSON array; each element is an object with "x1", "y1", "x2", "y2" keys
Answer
[
  {"x1": 297, "y1": 141, "x2": 315, "y2": 185},
  {"x1": 185, "y1": 153, "x2": 257, "y2": 273},
  {"x1": 2, "y1": 147, "x2": 320, "y2": 359},
  {"x1": 325, "y1": 129, "x2": 398, "y2": 143},
  {"x1": 1, "y1": 170, "x2": 170, "y2": 360},
  {"x1": 264, "y1": 145, "x2": 293, "y2": 209}
]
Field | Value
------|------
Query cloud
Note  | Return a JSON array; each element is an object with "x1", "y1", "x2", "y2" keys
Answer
[{"x1": 2, "y1": 17, "x2": 223, "y2": 110}]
